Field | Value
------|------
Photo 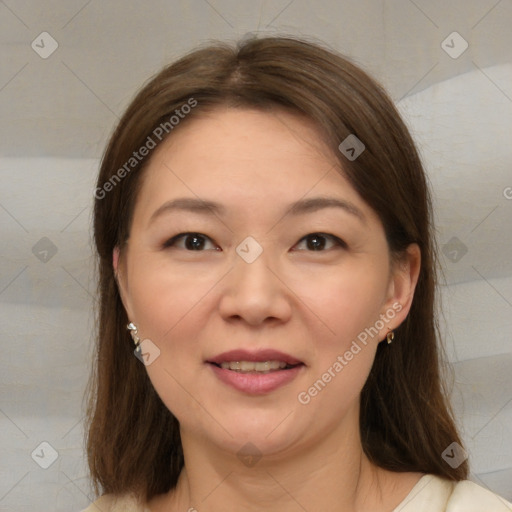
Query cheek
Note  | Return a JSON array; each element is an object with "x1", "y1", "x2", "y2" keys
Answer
[
  {"x1": 126, "y1": 253, "x2": 211, "y2": 338},
  {"x1": 292, "y1": 265, "x2": 387, "y2": 406},
  {"x1": 128, "y1": 265, "x2": 211, "y2": 422},
  {"x1": 126, "y1": 251, "x2": 216, "y2": 347},
  {"x1": 293, "y1": 262, "x2": 389, "y2": 345}
]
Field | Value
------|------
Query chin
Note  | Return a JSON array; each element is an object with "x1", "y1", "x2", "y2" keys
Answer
[{"x1": 221, "y1": 409, "x2": 306, "y2": 453}]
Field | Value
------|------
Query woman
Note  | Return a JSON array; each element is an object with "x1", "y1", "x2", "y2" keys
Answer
[{"x1": 83, "y1": 36, "x2": 511, "y2": 511}]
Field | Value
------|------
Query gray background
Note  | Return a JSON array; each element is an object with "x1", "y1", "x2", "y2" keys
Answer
[{"x1": 0, "y1": 0, "x2": 511, "y2": 510}]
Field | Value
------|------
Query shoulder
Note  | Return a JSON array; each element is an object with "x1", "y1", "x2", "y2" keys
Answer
[
  {"x1": 395, "y1": 474, "x2": 512, "y2": 511},
  {"x1": 80, "y1": 492, "x2": 150, "y2": 512},
  {"x1": 447, "y1": 479, "x2": 512, "y2": 511}
]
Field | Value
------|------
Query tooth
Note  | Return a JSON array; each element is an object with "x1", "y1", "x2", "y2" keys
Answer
[{"x1": 216, "y1": 360, "x2": 295, "y2": 372}]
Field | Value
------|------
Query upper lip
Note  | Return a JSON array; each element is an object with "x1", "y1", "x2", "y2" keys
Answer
[{"x1": 207, "y1": 349, "x2": 303, "y2": 366}]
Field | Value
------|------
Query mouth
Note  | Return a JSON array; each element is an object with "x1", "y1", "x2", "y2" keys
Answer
[
  {"x1": 206, "y1": 349, "x2": 305, "y2": 394},
  {"x1": 206, "y1": 349, "x2": 304, "y2": 372},
  {"x1": 209, "y1": 360, "x2": 303, "y2": 374}
]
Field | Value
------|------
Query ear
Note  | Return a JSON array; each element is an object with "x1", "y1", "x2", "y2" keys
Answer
[
  {"x1": 113, "y1": 245, "x2": 120, "y2": 274},
  {"x1": 113, "y1": 245, "x2": 135, "y2": 320},
  {"x1": 379, "y1": 243, "x2": 421, "y2": 339}
]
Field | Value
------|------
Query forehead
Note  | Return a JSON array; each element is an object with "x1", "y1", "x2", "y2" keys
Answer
[
  {"x1": 132, "y1": 107, "x2": 375, "y2": 225},
  {"x1": 151, "y1": 107, "x2": 336, "y2": 173}
]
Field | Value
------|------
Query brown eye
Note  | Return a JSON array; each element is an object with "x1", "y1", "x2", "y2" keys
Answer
[
  {"x1": 293, "y1": 233, "x2": 346, "y2": 251},
  {"x1": 163, "y1": 233, "x2": 219, "y2": 251}
]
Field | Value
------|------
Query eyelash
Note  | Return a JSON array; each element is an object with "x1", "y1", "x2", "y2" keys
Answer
[{"x1": 162, "y1": 232, "x2": 347, "y2": 252}]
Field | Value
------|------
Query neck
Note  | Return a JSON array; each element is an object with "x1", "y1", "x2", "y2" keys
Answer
[{"x1": 160, "y1": 419, "x2": 390, "y2": 512}]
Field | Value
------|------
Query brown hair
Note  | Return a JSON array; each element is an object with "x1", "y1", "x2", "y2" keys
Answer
[{"x1": 86, "y1": 35, "x2": 468, "y2": 502}]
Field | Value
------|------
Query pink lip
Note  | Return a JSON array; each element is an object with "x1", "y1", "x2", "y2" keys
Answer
[
  {"x1": 206, "y1": 349, "x2": 305, "y2": 395},
  {"x1": 208, "y1": 363, "x2": 304, "y2": 395},
  {"x1": 207, "y1": 349, "x2": 303, "y2": 366}
]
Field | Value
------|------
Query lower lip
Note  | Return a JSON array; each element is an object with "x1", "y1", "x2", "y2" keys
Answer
[{"x1": 208, "y1": 363, "x2": 304, "y2": 395}]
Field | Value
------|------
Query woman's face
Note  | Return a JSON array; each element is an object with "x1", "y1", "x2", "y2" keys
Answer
[{"x1": 115, "y1": 107, "x2": 418, "y2": 460}]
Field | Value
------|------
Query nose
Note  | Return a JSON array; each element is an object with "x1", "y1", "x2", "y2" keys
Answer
[{"x1": 218, "y1": 245, "x2": 292, "y2": 327}]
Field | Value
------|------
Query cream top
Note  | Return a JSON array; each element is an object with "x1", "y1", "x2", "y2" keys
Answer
[{"x1": 81, "y1": 474, "x2": 512, "y2": 512}]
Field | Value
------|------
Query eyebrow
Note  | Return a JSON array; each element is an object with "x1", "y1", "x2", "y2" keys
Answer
[{"x1": 149, "y1": 196, "x2": 366, "y2": 224}]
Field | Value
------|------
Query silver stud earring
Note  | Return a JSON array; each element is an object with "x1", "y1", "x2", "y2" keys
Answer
[{"x1": 127, "y1": 322, "x2": 141, "y2": 353}]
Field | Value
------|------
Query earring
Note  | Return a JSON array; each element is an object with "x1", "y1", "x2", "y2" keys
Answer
[
  {"x1": 127, "y1": 322, "x2": 141, "y2": 352},
  {"x1": 386, "y1": 330, "x2": 395, "y2": 344}
]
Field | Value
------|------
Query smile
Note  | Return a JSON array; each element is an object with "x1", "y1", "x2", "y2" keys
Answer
[{"x1": 217, "y1": 360, "x2": 299, "y2": 373}]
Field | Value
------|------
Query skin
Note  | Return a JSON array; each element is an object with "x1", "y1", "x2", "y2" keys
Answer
[{"x1": 114, "y1": 108, "x2": 423, "y2": 512}]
